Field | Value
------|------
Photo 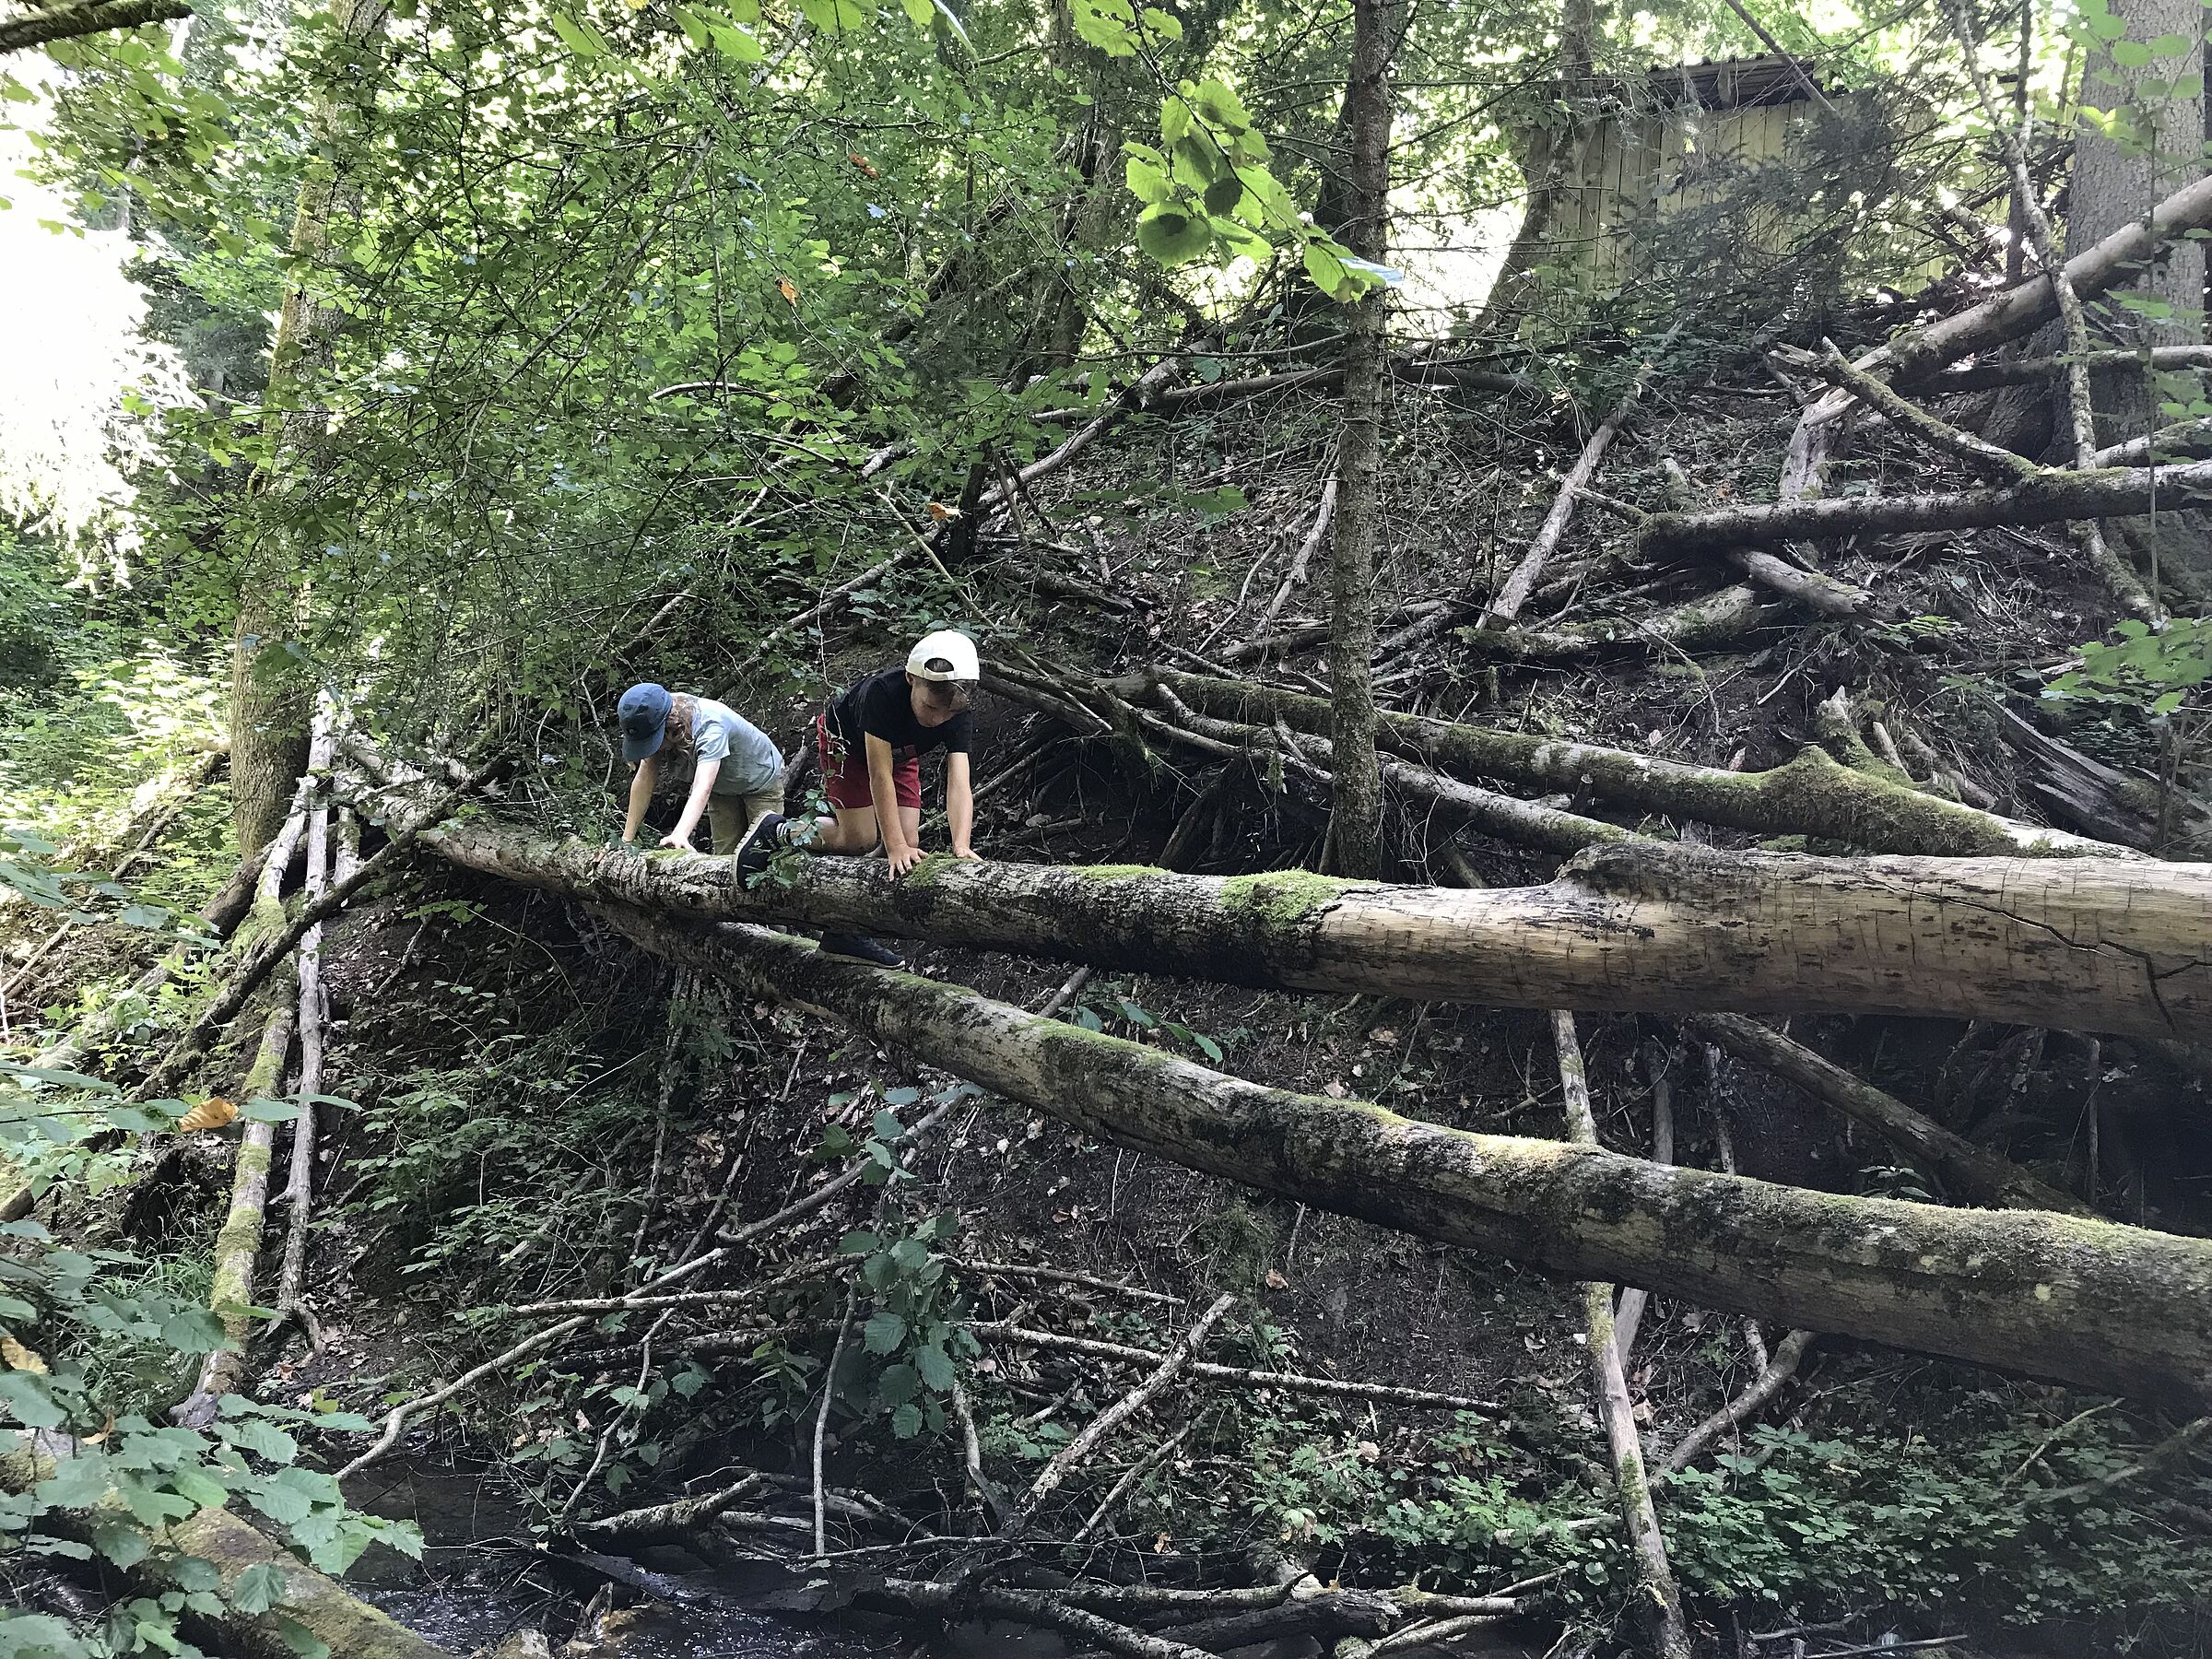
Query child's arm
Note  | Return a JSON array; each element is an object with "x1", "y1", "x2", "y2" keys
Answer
[
  {"x1": 662, "y1": 758, "x2": 721, "y2": 850},
  {"x1": 866, "y1": 735, "x2": 923, "y2": 875},
  {"x1": 622, "y1": 756, "x2": 659, "y2": 844},
  {"x1": 947, "y1": 751, "x2": 979, "y2": 860}
]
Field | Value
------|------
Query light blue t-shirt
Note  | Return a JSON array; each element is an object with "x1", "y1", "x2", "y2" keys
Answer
[{"x1": 689, "y1": 698, "x2": 783, "y2": 796}]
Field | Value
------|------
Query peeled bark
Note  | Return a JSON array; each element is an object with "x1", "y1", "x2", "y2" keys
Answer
[
  {"x1": 1142, "y1": 668, "x2": 2138, "y2": 858},
  {"x1": 398, "y1": 814, "x2": 2209, "y2": 1040},
  {"x1": 1641, "y1": 457, "x2": 2212, "y2": 555},
  {"x1": 603, "y1": 910, "x2": 2212, "y2": 1406}
]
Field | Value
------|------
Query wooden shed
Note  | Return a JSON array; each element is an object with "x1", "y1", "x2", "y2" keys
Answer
[{"x1": 1547, "y1": 54, "x2": 1839, "y2": 288}]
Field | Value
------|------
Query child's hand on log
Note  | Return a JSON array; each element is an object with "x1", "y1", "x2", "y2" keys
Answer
[{"x1": 888, "y1": 845, "x2": 926, "y2": 877}]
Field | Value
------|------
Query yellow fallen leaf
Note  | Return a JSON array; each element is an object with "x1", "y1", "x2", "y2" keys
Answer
[
  {"x1": 3, "y1": 1334, "x2": 49, "y2": 1374},
  {"x1": 179, "y1": 1097, "x2": 238, "y2": 1132},
  {"x1": 1264, "y1": 1268, "x2": 1288, "y2": 1289}
]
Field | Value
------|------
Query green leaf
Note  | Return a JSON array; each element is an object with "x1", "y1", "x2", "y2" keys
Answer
[
  {"x1": 2147, "y1": 31, "x2": 2195, "y2": 54},
  {"x1": 710, "y1": 19, "x2": 763, "y2": 60},
  {"x1": 1301, "y1": 239, "x2": 1364, "y2": 301},
  {"x1": 862, "y1": 1310, "x2": 907, "y2": 1354},
  {"x1": 2111, "y1": 38, "x2": 2153, "y2": 65},
  {"x1": 1190, "y1": 77, "x2": 1253, "y2": 134},
  {"x1": 1135, "y1": 203, "x2": 1213, "y2": 265},
  {"x1": 872, "y1": 1109, "x2": 906, "y2": 1142},
  {"x1": 798, "y1": 0, "x2": 868, "y2": 30},
  {"x1": 0, "y1": 1371, "x2": 65, "y2": 1429},
  {"x1": 90, "y1": 1519, "x2": 151, "y2": 1568},
  {"x1": 160, "y1": 1306, "x2": 229, "y2": 1356},
  {"x1": 875, "y1": 1361, "x2": 920, "y2": 1406},
  {"x1": 890, "y1": 1401, "x2": 924, "y2": 1439},
  {"x1": 547, "y1": 11, "x2": 610, "y2": 59},
  {"x1": 223, "y1": 1418, "x2": 300, "y2": 1464},
  {"x1": 272, "y1": 1612, "x2": 331, "y2": 1659},
  {"x1": 244, "y1": 1480, "x2": 314, "y2": 1527},
  {"x1": 1, "y1": 1062, "x2": 118, "y2": 1094},
  {"x1": 229, "y1": 1563, "x2": 288, "y2": 1617},
  {"x1": 1202, "y1": 175, "x2": 1244, "y2": 215},
  {"x1": 1125, "y1": 155, "x2": 1172, "y2": 203},
  {"x1": 237, "y1": 1098, "x2": 302, "y2": 1124},
  {"x1": 839, "y1": 1230, "x2": 881, "y2": 1255},
  {"x1": 105, "y1": 1104, "x2": 177, "y2": 1133},
  {"x1": 1071, "y1": 0, "x2": 1140, "y2": 56},
  {"x1": 900, "y1": 0, "x2": 931, "y2": 21},
  {"x1": 914, "y1": 1342, "x2": 956, "y2": 1392}
]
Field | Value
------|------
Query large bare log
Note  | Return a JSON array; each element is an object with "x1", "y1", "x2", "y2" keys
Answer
[
  {"x1": 1920, "y1": 347, "x2": 2212, "y2": 395},
  {"x1": 1138, "y1": 668, "x2": 2137, "y2": 858},
  {"x1": 1641, "y1": 458, "x2": 2212, "y2": 556},
  {"x1": 1885, "y1": 174, "x2": 2212, "y2": 387},
  {"x1": 398, "y1": 815, "x2": 2208, "y2": 1039},
  {"x1": 602, "y1": 909, "x2": 2212, "y2": 1406}
]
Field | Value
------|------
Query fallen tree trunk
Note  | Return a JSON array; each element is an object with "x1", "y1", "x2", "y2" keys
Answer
[
  {"x1": 1884, "y1": 174, "x2": 2212, "y2": 387},
  {"x1": 1641, "y1": 458, "x2": 2212, "y2": 556},
  {"x1": 604, "y1": 910, "x2": 2212, "y2": 1406},
  {"x1": 1683, "y1": 1012, "x2": 2087, "y2": 1214},
  {"x1": 400, "y1": 817, "x2": 2209, "y2": 1039},
  {"x1": 1132, "y1": 667, "x2": 2140, "y2": 859},
  {"x1": 1918, "y1": 345, "x2": 2212, "y2": 394}
]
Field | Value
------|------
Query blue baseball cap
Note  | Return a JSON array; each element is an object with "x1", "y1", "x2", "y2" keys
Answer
[{"x1": 618, "y1": 683, "x2": 673, "y2": 762}]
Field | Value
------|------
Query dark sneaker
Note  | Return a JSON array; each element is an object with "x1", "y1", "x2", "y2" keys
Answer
[
  {"x1": 731, "y1": 811, "x2": 787, "y2": 877},
  {"x1": 819, "y1": 933, "x2": 904, "y2": 967}
]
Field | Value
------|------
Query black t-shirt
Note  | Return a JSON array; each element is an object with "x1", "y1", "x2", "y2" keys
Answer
[{"x1": 829, "y1": 668, "x2": 973, "y2": 762}]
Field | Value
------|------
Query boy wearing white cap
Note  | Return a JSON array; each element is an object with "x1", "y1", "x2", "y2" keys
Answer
[{"x1": 734, "y1": 629, "x2": 982, "y2": 966}]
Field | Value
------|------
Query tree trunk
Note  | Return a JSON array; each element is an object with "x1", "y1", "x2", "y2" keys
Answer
[
  {"x1": 390, "y1": 810, "x2": 2210, "y2": 1041},
  {"x1": 1470, "y1": 0, "x2": 1598, "y2": 339},
  {"x1": 1641, "y1": 455, "x2": 2212, "y2": 553},
  {"x1": 1137, "y1": 667, "x2": 2139, "y2": 858},
  {"x1": 229, "y1": 0, "x2": 388, "y2": 855},
  {"x1": 600, "y1": 908, "x2": 2212, "y2": 1407},
  {"x1": 2071, "y1": 0, "x2": 2211, "y2": 578},
  {"x1": 1324, "y1": 0, "x2": 1400, "y2": 879}
]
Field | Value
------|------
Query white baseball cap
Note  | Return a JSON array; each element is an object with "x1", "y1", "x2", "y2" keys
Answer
[{"x1": 907, "y1": 629, "x2": 981, "y2": 682}]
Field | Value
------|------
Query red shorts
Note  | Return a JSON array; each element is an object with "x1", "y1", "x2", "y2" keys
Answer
[{"x1": 817, "y1": 713, "x2": 922, "y2": 811}]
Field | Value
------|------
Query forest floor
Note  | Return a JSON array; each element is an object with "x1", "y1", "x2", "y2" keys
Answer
[{"x1": 10, "y1": 317, "x2": 2212, "y2": 1658}]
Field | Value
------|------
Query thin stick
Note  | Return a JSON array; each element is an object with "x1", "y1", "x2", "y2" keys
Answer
[
  {"x1": 141, "y1": 759, "x2": 504, "y2": 1100},
  {"x1": 1946, "y1": 0, "x2": 2157, "y2": 620},
  {"x1": 275, "y1": 699, "x2": 337, "y2": 1335},
  {"x1": 1011, "y1": 1292, "x2": 1235, "y2": 1530},
  {"x1": 719, "y1": 1098, "x2": 955, "y2": 1244},
  {"x1": 814, "y1": 1286, "x2": 858, "y2": 1557},
  {"x1": 1482, "y1": 327, "x2": 1678, "y2": 628},
  {"x1": 1661, "y1": 1328, "x2": 1817, "y2": 1474},
  {"x1": 1253, "y1": 477, "x2": 1338, "y2": 637},
  {"x1": 965, "y1": 1321, "x2": 1500, "y2": 1413},
  {"x1": 1071, "y1": 1418, "x2": 1196, "y2": 1546},
  {"x1": 958, "y1": 1259, "x2": 1182, "y2": 1304},
  {"x1": 1552, "y1": 1011, "x2": 1690, "y2": 1659}
]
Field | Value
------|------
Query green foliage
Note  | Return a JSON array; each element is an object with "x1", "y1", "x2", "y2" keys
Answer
[
  {"x1": 0, "y1": 1160, "x2": 418, "y2": 1658},
  {"x1": 2046, "y1": 618, "x2": 2212, "y2": 720}
]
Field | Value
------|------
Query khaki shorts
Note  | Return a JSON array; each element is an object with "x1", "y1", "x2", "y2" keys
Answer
[{"x1": 707, "y1": 771, "x2": 786, "y2": 854}]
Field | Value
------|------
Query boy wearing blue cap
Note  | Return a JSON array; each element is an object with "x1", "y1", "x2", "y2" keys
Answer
[{"x1": 617, "y1": 684, "x2": 787, "y2": 854}]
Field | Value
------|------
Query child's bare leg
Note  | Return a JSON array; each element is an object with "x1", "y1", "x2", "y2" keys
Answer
[{"x1": 798, "y1": 806, "x2": 880, "y2": 854}]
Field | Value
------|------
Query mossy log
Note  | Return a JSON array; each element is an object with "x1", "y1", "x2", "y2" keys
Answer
[
  {"x1": 0, "y1": 1442, "x2": 452, "y2": 1659},
  {"x1": 401, "y1": 817, "x2": 2209, "y2": 1040},
  {"x1": 603, "y1": 909, "x2": 2212, "y2": 1406},
  {"x1": 1140, "y1": 668, "x2": 2137, "y2": 859},
  {"x1": 163, "y1": 1504, "x2": 454, "y2": 1659},
  {"x1": 1640, "y1": 457, "x2": 2212, "y2": 555}
]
